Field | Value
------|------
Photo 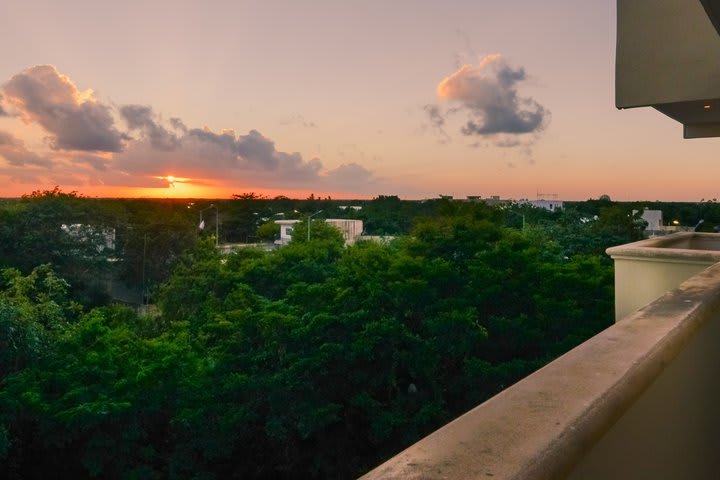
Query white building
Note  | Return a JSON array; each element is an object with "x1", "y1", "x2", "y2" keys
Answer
[
  {"x1": 274, "y1": 218, "x2": 364, "y2": 246},
  {"x1": 325, "y1": 219, "x2": 364, "y2": 245},
  {"x1": 526, "y1": 199, "x2": 564, "y2": 212},
  {"x1": 275, "y1": 219, "x2": 300, "y2": 245},
  {"x1": 635, "y1": 209, "x2": 663, "y2": 231}
]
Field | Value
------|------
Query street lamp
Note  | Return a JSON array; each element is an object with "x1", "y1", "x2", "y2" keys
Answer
[
  {"x1": 295, "y1": 209, "x2": 324, "y2": 241},
  {"x1": 307, "y1": 209, "x2": 323, "y2": 241},
  {"x1": 189, "y1": 203, "x2": 220, "y2": 246}
]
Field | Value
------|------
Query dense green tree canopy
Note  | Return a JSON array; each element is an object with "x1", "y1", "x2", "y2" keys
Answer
[{"x1": 0, "y1": 195, "x2": 645, "y2": 478}]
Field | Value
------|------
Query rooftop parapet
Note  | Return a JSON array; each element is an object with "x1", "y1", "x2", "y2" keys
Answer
[{"x1": 607, "y1": 232, "x2": 720, "y2": 320}]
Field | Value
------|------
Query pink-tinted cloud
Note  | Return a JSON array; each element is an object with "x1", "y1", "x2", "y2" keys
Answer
[
  {"x1": 0, "y1": 129, "x2": 52, "y2": 167},
  {"x1": 426, "y1": 55, "x2": 549, "y2": 146},
  {"x1": 0, "y1": 65, "x2": 381, "y2": 195},
  {"x1": 2, "y1": 65, "x2": 127, "y2": 152}
]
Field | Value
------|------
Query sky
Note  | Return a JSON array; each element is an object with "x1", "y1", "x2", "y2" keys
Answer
[{"x1": 1, "y1": 0, "x2": 719, "y2": 201}]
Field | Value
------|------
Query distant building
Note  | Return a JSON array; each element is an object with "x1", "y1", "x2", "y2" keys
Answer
[
  {"x1": 325, "y1": 219, "x2": 364, "y2": 245},
  {"x1": 633, "y1": 208, "x2": 695, "y2": 237},
  {"x1": 526, "y1": 199, "x2": 564, "y2": 212},
  {"x1": 274, "y1": 218, "x2": 364, "y2": 246},
  {"x1": 637, "y1": 209, "x2": 663, "y2": 231},
  {"x1": 275, "y1": 219, "x2": 300, "y2": 245},
  {"x1": 481, "y1": 196, "x2": 511, "y2": 207}
]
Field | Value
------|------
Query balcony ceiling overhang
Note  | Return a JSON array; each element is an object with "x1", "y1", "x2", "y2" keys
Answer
[
  {"x1": 700, "y1": 0, "x2": 720, "y2": 36},
  {"x1": 616, "y1": 0, "x2": 720, "y2": 138}
]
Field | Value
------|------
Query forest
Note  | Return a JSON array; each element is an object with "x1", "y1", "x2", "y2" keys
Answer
[{"x1": 0, "y1": 189, "x2": 714, "y2": 478}]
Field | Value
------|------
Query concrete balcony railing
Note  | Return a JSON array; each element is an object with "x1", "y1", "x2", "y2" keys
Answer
[
  {"x1": 362, "y1": 232, "x2": 720, "y2": 479},
  {"x1": 607, "y1": 232, "x2": 720, "y2": 321}
]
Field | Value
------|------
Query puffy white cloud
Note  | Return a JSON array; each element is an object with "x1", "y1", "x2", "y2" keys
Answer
[
  {"x1": 2, "y1": 65, "x2": 128, "y2": 152},
  {"x1": 427, "y1": 55, "x2": 549, "y2": 145}
]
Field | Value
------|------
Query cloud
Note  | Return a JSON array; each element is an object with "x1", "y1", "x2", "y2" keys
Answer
[
  {"x1": 2, "y1": 65, "x2": 127, "y2": 152},
  {"x1": 113, "y1": 116, "x2": 324, "y2": 187},
  {"x1": 235, "y1": 130, "x2": 322, "y2": 178},
  {"x1": 120, "y1": 104, "x2": 180, "y2": 151},
  {"x1": 0, "y1": 130, "x2": 52, "y2": 167},
  {"x1": 169, "y1": 117, "x2": 187, "y2": 133},
  {"x1": 68, "y1": 153, "x2": 112, "y2": 171},
  {"x1": 0, "y1": 93, "x2": 6, "y2": 116},
  {"x1": 426, "y1": 55, "x2": 549, "y2": 145},
  {"x1": 0, "y1": 65, "x2": 381, "y2": 195},
  {"x1": 324, "y1": 162, "x2": 375, "y2": 187}
]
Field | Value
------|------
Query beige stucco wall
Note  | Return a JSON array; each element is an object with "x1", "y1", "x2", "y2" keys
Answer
[
  {"x1": 607, "y1": 233, "x2": 720, "y2": 321},
  {"x1": 611, "y1": 257, "x2": 714, "y2": 321},
  {"x1": 567, "y1": 295, "x2": 720, "y2": 480}
]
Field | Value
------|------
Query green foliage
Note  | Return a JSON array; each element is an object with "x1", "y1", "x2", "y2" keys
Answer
[
  {"x1": 0, "y1": 188, "x2": 121, "y2": 305},
  {"x1": 0, "y1": 195, "x2": 623, "y2": 479},
  {"x1": 256, "y1": 220, "x2": 280, "y2": 241},
  {"x1": 0, "y1": 265, "x2": 81, "y2": 379},
  {"x1": 288, "y1": 219, "x2": 345, "y2": 246}
]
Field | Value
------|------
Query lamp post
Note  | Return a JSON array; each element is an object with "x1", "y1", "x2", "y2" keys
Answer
[
  {"x1": 202, "y1": 204, "x2": 219, "y2": 246},
  {"x1": 295, "y1": 209, "x2": 323, "y2": 241},
  {"x1": 142, "y1": 233, "x2": 147, "y2": 305},
  {"x1": 189, "y1": 203, "x2": 219, "y2": 246},
  {"x1": 307, "y1": 209, "x2": 323, "y2": 241}
]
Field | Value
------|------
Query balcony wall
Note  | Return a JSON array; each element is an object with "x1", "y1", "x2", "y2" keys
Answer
[
  {"x1": 362, "y1": 260, "x2": 720, "y2": 479},
  {"x1": 607, "y1": 232, "x2": 720, "y2": 320}
]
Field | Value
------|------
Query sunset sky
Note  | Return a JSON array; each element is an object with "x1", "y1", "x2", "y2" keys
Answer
[{"x1": 1, "y1": 0, "x2": 719, "y2": 201}]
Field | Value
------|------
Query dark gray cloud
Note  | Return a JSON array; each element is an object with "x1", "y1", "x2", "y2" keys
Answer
[
  {"x1": 120, "y1": 104, "x2": 180, "y2": 151},
  {"x1": 114, "y1": 124, "x2": 323, "y2": 187},
  {"x1": 2, "y1": 65, "x2": 126, "y2": 152},
  {"x1": 0, "y1": 93, "x2": 6, "y2": 116},
  {"x1": 169, "y1": 117, "x2": 187, "y2": 133},
  {"x1": 0, "y1": 129, "x2": 52, "y2": 167},
  {"x1": 235, "y1": 129, "x2": 282, "y2": 169},
  {"x1": 431, "y1": 55, "x2": 549, "y2": 139}
]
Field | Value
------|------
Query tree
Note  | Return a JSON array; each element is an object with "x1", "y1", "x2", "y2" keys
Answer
[
  {"x1": 0, "y1": 188, "x2": 122, "y2": 306},
  {"x1": 256, "y1": 221, "x2": 280, "y2": 241}
]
